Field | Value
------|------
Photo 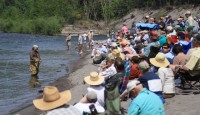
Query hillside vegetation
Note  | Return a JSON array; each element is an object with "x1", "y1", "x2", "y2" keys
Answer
[{"x1": 0, "y1": 0, "x2": 199, "y2": 35}]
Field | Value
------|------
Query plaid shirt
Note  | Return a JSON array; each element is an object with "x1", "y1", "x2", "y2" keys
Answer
[{"x1": 120, "y1": 59, "x2": 131, "y2": 93}]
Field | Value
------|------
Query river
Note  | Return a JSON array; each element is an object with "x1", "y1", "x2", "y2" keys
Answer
[{"x1": 0, "y1": 32, "x2": 106, "y2": 114}]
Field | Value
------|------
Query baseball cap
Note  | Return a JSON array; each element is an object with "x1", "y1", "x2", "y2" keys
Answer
[{"x1": 127, "y1": 80, "x2": 140, "y2": 92}]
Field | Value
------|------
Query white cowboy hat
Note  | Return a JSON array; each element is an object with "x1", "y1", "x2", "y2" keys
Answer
[
  {"x1": 150, "y1": 53, "x2": 170, "y2": 68},
  {"x1": 33, "y1": 45, "x2": 38, "y2": 48},
  {"x1": 33, "y1": 86, "x2": 71, "y2": 111},
  {"x1": 84, "y1": 72, "x2": 105, "y2": 85}
]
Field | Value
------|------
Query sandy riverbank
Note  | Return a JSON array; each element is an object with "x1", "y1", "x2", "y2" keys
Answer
[{"x1": 13, "y1": 53, "x2": 200, "y2": 115}]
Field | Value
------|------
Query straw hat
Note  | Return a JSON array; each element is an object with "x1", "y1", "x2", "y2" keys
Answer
[
  {"x1": 84, "y1": 72, "x2": 105, "y2": 85},
  {"x1": 150, "y1": 53, "x2": 170, "y2": 68},
  {"x1": 111, "y1": 49, "x2": 125, "y2": 60},
  {"x1": 33, "y1": 86, "x2": 71, "y2": 111}
]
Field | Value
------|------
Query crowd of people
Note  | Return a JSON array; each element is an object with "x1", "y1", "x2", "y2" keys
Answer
[{"x1": 31, "y1": 11, "x2": 200, "y2": 115}]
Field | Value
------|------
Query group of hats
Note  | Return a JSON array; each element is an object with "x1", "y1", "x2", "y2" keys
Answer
[{"x1": 33, "y1": 72, "x2": 102, "y2": 111}]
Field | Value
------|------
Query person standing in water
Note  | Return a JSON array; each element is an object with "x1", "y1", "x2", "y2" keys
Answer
[
  {"x1": 78, "y1": 34, "x2": 83, "y2": 55},
  {"x1": 66, "y1": 33, "x2": 72, "y2": 50},
  {"x1": 30, "y1": 45, "x2": 41, "y2": 76},
  {"x1": 88, "y1": 30, "x2": 94, "y2": 49}
]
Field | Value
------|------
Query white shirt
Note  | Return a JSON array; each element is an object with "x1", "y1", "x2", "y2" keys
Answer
[
  {"x1": 83, "y1": 33, "x2": 88, "y2": 41},
  {"x1": 74, "y1": 102, "x2": 105, "y2": 114},
  {"x1": 87, "y1": 86, "x2": 105, "y2": 107},
  {"x1": 78, "y1": 35, "x2": 83, "y2": 44},
  {"x1": 99, "y1": 64, "x2": 117, "y2": 78},
  {"x1": 142, "y1": 34, "x2": 149, "y2": 41},
  {"x1": 107, "y1": 38, "x2": 111, "y2": 46},
  {"x1": 157, "y1": 68, "x2": 175, "y2": 94},
  {"x1": 46, "y1": 105, "x2": 81, "y2": 115}
]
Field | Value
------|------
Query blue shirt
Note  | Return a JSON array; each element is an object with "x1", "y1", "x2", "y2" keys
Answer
[
  {"x1": 143, "y1": 41, "x2": 160, "y2": 57},
  {"x1": 97, "y1": 45, "x2": 108, "y2": 53},
  {"x1": 128, "y1": 88, "x2": 165, "y2": 115}
]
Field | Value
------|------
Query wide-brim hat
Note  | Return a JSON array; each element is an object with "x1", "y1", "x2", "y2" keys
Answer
[
  {"x1": 150, "y1": 53, "x2": 170, "y2": 68},
  {"x1": 33, "y1": 86, "x2": 71, "y2": 111},
  {"x1": 111, "y1": 49, "x2": 125, "y2": 60},
  {"x1": 84, "y1": 72, "x2": 105, "y2": 85}
]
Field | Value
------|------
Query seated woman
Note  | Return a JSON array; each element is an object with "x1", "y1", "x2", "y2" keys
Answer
[
  {"x1": 172, "y1": 44, "x2": 187, "y2": 66},
  {"x1": 129, "y1": 56, "x2": 141, "y2": 80},
  {"x1": 150, "y1": 53, "x2": 175, "y2": 99}
]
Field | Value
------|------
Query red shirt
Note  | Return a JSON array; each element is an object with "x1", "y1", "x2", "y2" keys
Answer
[{"x1": 129, "y1": 64, "x2": 141, "y2": 80}]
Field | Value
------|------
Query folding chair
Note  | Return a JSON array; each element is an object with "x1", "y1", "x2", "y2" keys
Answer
[{"x1": 177, "y1": 69, "x2": 200, "y2": 93}]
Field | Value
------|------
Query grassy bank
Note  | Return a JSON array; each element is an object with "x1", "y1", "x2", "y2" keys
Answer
[{"x1": 0, "y1": 16, "x2": 64, "y2": 35}]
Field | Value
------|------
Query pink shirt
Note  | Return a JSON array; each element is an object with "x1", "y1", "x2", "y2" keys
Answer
[
  {"x1": 123, "y1": 46, "x2": 133, "y2": 54},
  {"x1": 122, "y1": 26, "x2": 128, "y2": 33}
]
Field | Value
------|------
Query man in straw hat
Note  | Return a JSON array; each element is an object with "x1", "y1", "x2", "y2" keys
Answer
[
  {"x1": 33, "y1": 86, "x2": 80, "y2": 114},
  {"x1": 150, "y1": 53, "x2": 175, "y2": 98},
  {"x1": 84, "y1": 72, "x2": 105, "y2": 107},
  {"x1": 126, "y1": 80, "x2": 165, "y2": 115},
  {"x1": 74, "y1": 91, "x2": 105, "y2": 114},
  {"x1": 65, "y1": 33, "x2": 72, "y2": 50},
  {"x1": 30, "y1": 45, "x2": 41, "y2": 76}
]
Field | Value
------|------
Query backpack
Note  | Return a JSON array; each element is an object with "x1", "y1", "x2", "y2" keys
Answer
[{"x1": 105, "y1": 73, "x2": 124, "y2": 115}]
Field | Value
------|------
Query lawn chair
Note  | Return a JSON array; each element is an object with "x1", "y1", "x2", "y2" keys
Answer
[{"x1": 177, "y1": 68, "x2": 200, "y2": 93}]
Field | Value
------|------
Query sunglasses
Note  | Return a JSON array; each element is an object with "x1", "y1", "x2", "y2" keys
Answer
[{"x1": 162, "y1": 46, "x2": 169, "y2": 49}]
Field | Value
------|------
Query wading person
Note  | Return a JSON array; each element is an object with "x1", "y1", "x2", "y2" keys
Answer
[
  {"x1": 66, "y1": 33, "x2": 72, "y2": 50},
  {"x1": 30, "y1": 45, "x2": 41, "y2": 76},
  {"x1": 78, "y1": 34, "x2": 83, "y2": 55}
]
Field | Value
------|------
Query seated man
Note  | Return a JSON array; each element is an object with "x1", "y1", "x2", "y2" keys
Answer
[
  {"x1": 139, "y1": 30, "x2": 160, "y2": 58},
  {"x1": 161, "y1": 43, "x2": 174, "y2": 64},
  {"x1": 182, "y1": 34, "x2": 200, "y2": 76},
  {"x1": 127, "y1": 80, "x2": 165, "y2": 115},
  {"x1": 99, "y1": 58, "x2": 117, "y2": 79},
  {"x1": 137, "y1": 61, "x2": 165, "y2": 103},
  {"x1": 176, "y1": 32, "x2": 191, "y2": 54},
  {"x1": 74, "y1": 91, "x2": 105, "y2": 114}
]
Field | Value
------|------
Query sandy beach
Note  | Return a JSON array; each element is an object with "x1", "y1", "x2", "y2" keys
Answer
[{"x1": 12, "y1": 53, "x2": 200, "y2": 115}]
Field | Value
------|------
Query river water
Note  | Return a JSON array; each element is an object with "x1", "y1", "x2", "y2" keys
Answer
[{"x1": 0, "y1": 33, "x2": 106, "y2": 114}]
